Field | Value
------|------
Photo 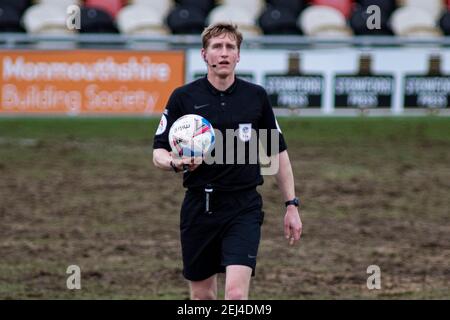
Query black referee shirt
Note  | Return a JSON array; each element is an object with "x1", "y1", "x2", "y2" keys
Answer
[{"x1": 153, "y1": 76, "x2": 287, "y2": 192}]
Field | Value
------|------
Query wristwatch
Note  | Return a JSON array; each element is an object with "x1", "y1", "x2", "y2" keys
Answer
[{"x1": 285, "y1": 197, "x2": 300, "y2": 208}]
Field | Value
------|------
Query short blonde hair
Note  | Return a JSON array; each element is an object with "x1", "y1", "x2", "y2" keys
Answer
[{"x1": 201, "y1": 22, "x2": 243, "y2": 50}]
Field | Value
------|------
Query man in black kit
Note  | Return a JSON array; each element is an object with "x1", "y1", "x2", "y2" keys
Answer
[{"x1": 153, "y1": 23, "x2": 302, "y2": 300}]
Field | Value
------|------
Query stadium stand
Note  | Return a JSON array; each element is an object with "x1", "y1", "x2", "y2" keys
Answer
[
  {"x1": 299, "y1": 5, "x2": 353, "y2": 37},
  {"x1": 221, "y1": 0, "x2": 265, "y2": 19},
  {"x1": 357, "y1": 0, "x2": 397, "y2": 15},
  {"x1": 1, "y1": 0, "x2": 32, "y2": 16},
  {"x1": 2, "y1": 0, "x2": 450, "y2": 37},
  {"x1": 177, "y1": 0, "x2": 215, "y2": 15},
  {"x1": 22, "y1": 3, "x2": 72, "y2": 34},
  {"x1": 167, "y1": 5, "x2": 206, "y2": 34},
  {"x1": 117, "y1": 3, "x2": 169, "y2": 35},
  {"x1": 0, "y1": 3, "x2": 25, "y2": 33},
  {"x1": 350, "y1": 3, "x2": 393, "y2": 35},
  {"x1": 401, "y1": 0, "x2": 444, "y2": 20},
  {"x1": 390, "y1": 6, "x2": 442, "y2": 37},
  {"x1": 439, "y1": 9, "x2": 450, "y2": 35},
  {"x1": 132, "y1": 0, "x2": 173, "y2": 17},
  {"x1": 266, "y1": 0, "x2": 305, "y2": 16},
  {"x1": 85, "y1": 0, "x2": 124, "y2": 18},
  {"x1": 258, "y1": 5, "x2": 302, "y2": 35},
  {"x1": 79, "y1": 6, "x2": 118, "y2": 33},
  {"x1": 208, "y1": 4, "x2": 262, "y2": 36},
  {"x1": 37, "y1": 0, "x2": 82, "y2": 8},
  {"x1": 312, "y1": 0, "x2": 354, "y2": 18}
]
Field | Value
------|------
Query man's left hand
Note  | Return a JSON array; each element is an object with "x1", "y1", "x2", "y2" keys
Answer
[{"x1": 284, "y1": 206, "x2": 302, "y2": 246}]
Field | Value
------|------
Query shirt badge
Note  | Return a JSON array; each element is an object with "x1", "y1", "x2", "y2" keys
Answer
[
  {"x1": 239, "y1": 123, "x2": 252, "y2": 142},
  {"x1": 155, "y1": 114, "x2": 167, "y2": 135}
]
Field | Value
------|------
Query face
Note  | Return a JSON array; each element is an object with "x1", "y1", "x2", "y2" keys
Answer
[{"x1": 201, "y1": 33, "x2": 240, "y2": 77}]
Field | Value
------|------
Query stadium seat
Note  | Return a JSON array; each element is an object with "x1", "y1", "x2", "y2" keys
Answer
[
  {"x1": 311, "y1": 0, "x2": 354, "y2": 19},
  {"x1": 350, "y1": 4, "x2": 393, "y2": 35},
  {"x1": 358, "y1": 0, "x2": 397, "y2": 16},
  {"x1": 130, "y1": 0, "x2": 173, "y2": 17},
  {"x1": 221, "y1": 0, "x2": 265, "y2": 19},
  {"x1": 208, "y1": 5, "x2": 262, "y2": 36},
  {"x1": 258, "y1": 5, "x2": 301, "y2": 35},
  {"x1": 265, "y1": 0, "x2": 305, "y2": 16},
  {"x1": 390, "y1": 6, "x2": 442, "y2": 37},
  {"x1": 402, "y1": 0, "x2": 444, "y2": 21},
  {"x1": 299, "y1": 5, "x2": 353, "y2": 37},
  {"x1": 85, "y1": 0, "x2": 123, "y2": 18},
  {"x1": 177, "y1": 0, "x2": 215, "y2": 15},
  {"x1": 22, "y1": 4, "x2": 72, "y2": 34},
  {"x1": 1, "y1": 0, "x2": 32, "y2": 16},
  {"x1": 438, "y1": 10, "x2": 450, "y2": 35},
  {"x1": 117, "y1": 4, "x2": 169, "y2": 35},
  {"x1": 37, "y1": 0, "x2": 82, "y2": 8},
  {"x1": 0, "y1": 4, "x2": 25, "y2": 32},
  {"x1": 79, "y1": 7, "x2": 119, "y2": 33},
  {"x1": 167, "y1": 5, "x2": 206, "y2": 34}
]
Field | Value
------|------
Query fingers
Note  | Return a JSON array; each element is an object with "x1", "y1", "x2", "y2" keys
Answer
[
  {"x1": 177, "y1": 157, "x2": 202, "y2": 172},
  {"x1": 181, "y1": 157, "x2": 193, "y2": 165},
  {"x1": 286, "y1": 223, "x2": 302, "y2": 246},
  {"x1": 284, "y1": 222, "x2": 290, "y2": 241},
  {"x1": 187, "y1": 164, "x2": 200, "y2": 172},
  {"x1": 192, "y1": 156, "x2": 203, "y2": 165}
]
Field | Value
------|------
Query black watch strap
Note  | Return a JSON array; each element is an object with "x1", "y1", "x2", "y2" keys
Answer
[
  {"x1": 285, "y1": 197, "x2": 300, "y2": 207},
  {"x1": 170, "y1": 160, "x2": 179, "y2": 173}
]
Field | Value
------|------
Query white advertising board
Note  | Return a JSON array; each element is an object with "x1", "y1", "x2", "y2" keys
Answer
[{"x1": 187, "y1": 47, "x2": 450, "y2": 116}]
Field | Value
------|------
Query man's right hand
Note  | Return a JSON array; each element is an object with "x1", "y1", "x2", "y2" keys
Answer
[{"x1": 171, "y1": 155, "x2": 202, "y2": 172}]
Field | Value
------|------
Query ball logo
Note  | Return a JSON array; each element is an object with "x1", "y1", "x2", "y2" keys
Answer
[{"x1": 173, "y1": 123, "x2": 191, "y2": 134}]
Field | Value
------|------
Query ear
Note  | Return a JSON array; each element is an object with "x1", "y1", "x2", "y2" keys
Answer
[
  {"x1": 201, "y1": 48, "x2": 207, "y2": 62},
  {"x1": 237, "y1": 51, "x2": 240, "y2": 63}
]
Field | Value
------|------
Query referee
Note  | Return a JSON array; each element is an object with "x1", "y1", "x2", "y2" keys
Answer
[{"x1": 153, "y1": 23, "x2": 302, "y2": 300}]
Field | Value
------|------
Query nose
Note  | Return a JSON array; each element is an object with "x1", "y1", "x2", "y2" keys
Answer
[{"x1": 220, "y1": 46, "x2": 229, "y2": 57}]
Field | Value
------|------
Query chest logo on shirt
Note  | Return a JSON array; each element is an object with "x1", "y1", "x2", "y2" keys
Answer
[{"x1": 239, "y1": 123, "x2": 252, "y2": 142}]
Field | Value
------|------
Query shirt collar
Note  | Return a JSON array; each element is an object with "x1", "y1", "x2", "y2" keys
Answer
[{"x1": 203, "y1": 75, "x2": 238, "y2": 96}]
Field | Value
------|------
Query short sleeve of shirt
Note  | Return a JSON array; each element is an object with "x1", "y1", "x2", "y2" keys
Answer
[
  {"x1": 258, "y1": 88, "x2": 287, "y2": 157},
  {"x1": 153, "y1": 89, "x2": 183, "y2": 151}
]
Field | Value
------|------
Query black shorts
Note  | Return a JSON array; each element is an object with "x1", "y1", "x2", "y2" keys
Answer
[{"x1": 180, "y1": 187, "x2": 265, "y2": 281}]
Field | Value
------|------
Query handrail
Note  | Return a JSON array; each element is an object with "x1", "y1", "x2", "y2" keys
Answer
[{"x1": 1, "y1": 33, "x2": 450, "y2": 49}]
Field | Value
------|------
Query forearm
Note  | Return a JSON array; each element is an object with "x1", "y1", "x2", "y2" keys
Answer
[
  {"x1": 153, "y1": 148, "x2": 173, "y2": 171},
  {"x1": 274, "y1": 150, "x2": 296, "y2": 201}
]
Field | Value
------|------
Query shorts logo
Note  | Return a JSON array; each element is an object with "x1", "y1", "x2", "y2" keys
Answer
[
  {"x1": 239, "y1": 123, "x2": 252, "y2": 142},
  {"x1": 155, "y1": 114, "x2": 167, "y2": 135}
]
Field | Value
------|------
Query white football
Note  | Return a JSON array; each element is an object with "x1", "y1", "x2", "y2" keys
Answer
[{"x1": 169, "y1": 114, "x2": 215, "y2": 158}]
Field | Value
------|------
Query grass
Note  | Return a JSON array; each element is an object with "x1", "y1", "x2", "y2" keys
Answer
[
  {"x1": 0, "y1": 116, "x2": 449, "y2": 142},
  {"x1": 0, "y1": 116, "x2": 449, "y2": 299}
]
